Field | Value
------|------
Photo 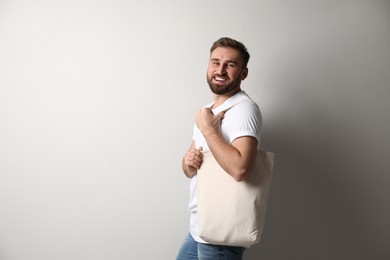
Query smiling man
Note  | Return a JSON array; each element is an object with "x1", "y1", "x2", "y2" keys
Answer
[
  {"x1": 176, "y1": 37, "x2": 262, "y2": 260},
  {"x1": 207, "y1": 45, "x2": 248, "y2": 96}
]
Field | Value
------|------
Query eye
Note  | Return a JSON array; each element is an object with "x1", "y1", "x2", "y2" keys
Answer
[{"x1": 228, "y1": 63, "x2": 236, "y2": 68}]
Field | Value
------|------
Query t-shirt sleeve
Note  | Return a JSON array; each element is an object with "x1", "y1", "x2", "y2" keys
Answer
[{"x1": 224, "y1": 101, "x2": 262, "y2": 144}]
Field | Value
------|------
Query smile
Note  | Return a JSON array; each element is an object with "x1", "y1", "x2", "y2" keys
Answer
[{"x1": 214, "y1": 76, "x2": 228, "y2": 82}]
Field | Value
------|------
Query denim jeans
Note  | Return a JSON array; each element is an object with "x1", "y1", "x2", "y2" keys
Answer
[{"x1": 176, "y1": 233, "x2": 246, "y2": 260}]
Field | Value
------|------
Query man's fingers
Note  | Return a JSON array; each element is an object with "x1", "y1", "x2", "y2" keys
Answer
[
  {"x1": 217, "y1": 111, "x2": 225, "y2": 120},
  {"x1": 187, "y1": 147, "x2": 203, "y2": 169}
]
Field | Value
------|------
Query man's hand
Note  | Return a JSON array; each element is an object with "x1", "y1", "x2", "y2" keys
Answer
[
  {"x1": 195, "y1": 108, "x2": 225, "y2": 135},
  {"x1": 183, "y1": 146, "x2": 203, "y2": 178}
]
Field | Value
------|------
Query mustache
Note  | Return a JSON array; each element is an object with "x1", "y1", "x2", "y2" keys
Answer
[{"x1": 212, "y1": 74, "x2": 229, "y2": 79}]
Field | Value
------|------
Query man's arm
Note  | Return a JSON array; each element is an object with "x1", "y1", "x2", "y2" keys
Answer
[
  {"x1": 182, "y1": 141, "x2": 203, "y2": 178},
  {"x1": 195, "y1": 108, "x2": 258, "y2": 182}
]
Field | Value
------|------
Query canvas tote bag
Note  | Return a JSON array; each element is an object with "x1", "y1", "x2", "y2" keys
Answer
[{"x1": 197, "y1": 149, "x2": 274, "y2": 247}]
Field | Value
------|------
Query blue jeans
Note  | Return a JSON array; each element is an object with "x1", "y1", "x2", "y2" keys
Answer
[{"x1": 176, "y1": 233, "x2": 246, "y2": 260}]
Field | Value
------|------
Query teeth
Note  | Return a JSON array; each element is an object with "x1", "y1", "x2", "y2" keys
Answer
[{"x1": 215, "y1": 77, "x2": 226, "y2": 82}]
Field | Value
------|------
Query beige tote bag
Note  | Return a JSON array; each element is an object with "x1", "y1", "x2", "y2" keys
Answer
[{"x1": 197, "y1": 149, "x2": 274, "y2": 247}]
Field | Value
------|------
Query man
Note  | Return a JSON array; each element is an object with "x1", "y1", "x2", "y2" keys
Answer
[{"x1": 176, "y1": 37, "x2": 262, "y2": 260}]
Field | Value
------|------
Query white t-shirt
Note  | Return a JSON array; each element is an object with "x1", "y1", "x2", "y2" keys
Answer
[{"x1": 188, "y1": 91, "x2": 262, "y2": 244}]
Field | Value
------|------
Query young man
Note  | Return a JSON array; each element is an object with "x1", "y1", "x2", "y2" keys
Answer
[{"x1": 177, "y1": 37, "x2": 262, "y2": 260}]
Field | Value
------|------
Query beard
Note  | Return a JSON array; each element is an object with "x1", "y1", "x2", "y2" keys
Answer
[{"x1": 207, "y1": 75, "x2": 241, "y2": 95}]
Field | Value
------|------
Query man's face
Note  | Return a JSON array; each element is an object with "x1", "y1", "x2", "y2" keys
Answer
[{"x1": 207, "y1": 47, "x2": 248, "y2": 95}]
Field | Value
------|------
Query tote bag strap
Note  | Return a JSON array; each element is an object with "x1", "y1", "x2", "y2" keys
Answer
[{"x1": 216, "y1": 99, "x2": 255, "y2": 114}]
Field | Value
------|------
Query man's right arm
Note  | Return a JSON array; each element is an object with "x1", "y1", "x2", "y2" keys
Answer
[{"x1": 182, "y1": 141, "x2": 203, "y2": 178}]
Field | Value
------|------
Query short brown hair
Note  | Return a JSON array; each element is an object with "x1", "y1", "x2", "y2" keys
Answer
[{"x1": 210, "y1": 37, "x2": 250, "y2": 68}]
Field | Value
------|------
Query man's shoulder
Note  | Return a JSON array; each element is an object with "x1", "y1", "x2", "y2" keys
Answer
[
  {"x1": 229, "y1": 100, "x2": 261, "y2": 118},
  {"x1": 221, "y1": 91, "x2": 257, "y2": 109},
  {"x1": 231, "y1": 93, "x2": 260, "y2": 113}
]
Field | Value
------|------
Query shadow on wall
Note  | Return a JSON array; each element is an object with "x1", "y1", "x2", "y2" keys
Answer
[
  {"x1": 244, "y1": 75, "x2": 390, "y2": 259},
  {"x1": 244, "y1": 2, "x2": 390, "y2": 257},
  {"x1": 245, "y1": 97, "x2": 390, "y2": 259}
]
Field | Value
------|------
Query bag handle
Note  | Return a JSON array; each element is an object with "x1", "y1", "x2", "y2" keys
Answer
[{"x1": 215, "y1": 99, "x2": 255, "y2": 114}]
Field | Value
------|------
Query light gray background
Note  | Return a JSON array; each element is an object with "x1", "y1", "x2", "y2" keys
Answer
[{"x1": 0, "y1": 1, "x2": 389, "y2": 259}]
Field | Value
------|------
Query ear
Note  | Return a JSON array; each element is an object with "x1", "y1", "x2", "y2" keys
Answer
[{"x1": 241, "y1": 68, "x2": 248, "y2": 80}]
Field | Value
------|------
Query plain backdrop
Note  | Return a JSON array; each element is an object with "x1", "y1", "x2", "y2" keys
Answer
[{"x1": 0, "y1": 1, "x2": 389, "y2": 259}]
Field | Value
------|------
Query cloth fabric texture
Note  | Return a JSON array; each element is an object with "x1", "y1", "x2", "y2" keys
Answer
[
  {"x1": 197, "y1": 149, "x2": 274, "y2": 246},
  {"x1": 188, "y1": 91, "x2": 262, "y2": 245}
]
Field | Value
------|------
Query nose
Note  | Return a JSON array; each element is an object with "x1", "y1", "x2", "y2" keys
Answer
[{"x1": 216, "y1": 64, "x2": 227, "y2": 75}]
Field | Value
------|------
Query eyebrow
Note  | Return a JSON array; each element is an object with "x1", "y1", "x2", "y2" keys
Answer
[{"x1": 210, "y1": 58, "x2": 238, "y2": 64}]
